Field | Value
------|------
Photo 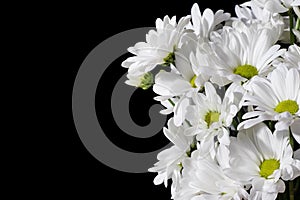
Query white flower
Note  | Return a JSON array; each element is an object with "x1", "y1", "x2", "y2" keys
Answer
[
  {"x1": 235, "y1": 1, "x2": 281, "y2": 23},
  {"x1": 206, "y1": 21, "x2": 285, "y2": 86},
  {"x1": 225, "y1": 123, "x2": 300, "y2": 200},
  {"x1": 188, "y1": 3, "x2": 230, "y2": 40},
  {"x1": 238, "y1": 65, "x2": 300, "y2": 143},
  {"x1": 185, "y1": 82, "x2": 241, "y2": 147},
  {"x1": 122, "y1": 15, "x2": 191, "y2": 77},
  {"x1": 234, "y1": 2, "x2": 285, "y2": 42},
  {"x1": 153, "y1": 39, "x2": 210, "y2": 126},
  {"x1": 174, "y1": 150, "x2": 248, "y2": 200},
  {"x1": 153, "y1": 38, "x2": 204, "y2": 101},
  {"x1": 235, "y1": 1, "x2": 271, "y2": 22},
  {"x1": 148, "y1": 118, "x2": 194, "y2": 190}
]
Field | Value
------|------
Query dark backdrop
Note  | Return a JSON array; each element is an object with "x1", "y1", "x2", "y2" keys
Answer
[{"x1": 68, "y1": 0, "x2": 245, "y2": 199}]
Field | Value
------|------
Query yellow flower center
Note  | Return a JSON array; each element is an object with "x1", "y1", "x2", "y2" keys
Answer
[
  {"x1": 259, "y1": 159, "x2": 280, "y2": 179},
  {"x1": 234, "y1": 64, "x2": 258, "y2": 80},
  {"x1": 190, "y1": 75, "x2": 197, "y2": 88},
  {"x1": 204, "y1": 111, "x2": 220, "y2": 128},
  {"x1": 274, "y1": 100, "x2": 299, "y2": 115}
]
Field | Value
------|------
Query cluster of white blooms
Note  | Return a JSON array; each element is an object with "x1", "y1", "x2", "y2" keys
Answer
[{"x1": 122, "y1": 1, "x2": 300, "y2": 200}]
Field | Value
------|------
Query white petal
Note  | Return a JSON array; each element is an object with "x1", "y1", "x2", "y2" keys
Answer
[
  {"x1": 191, "y1": 3, "x2": 201, "y2": 35},
  {"x1": 286, "y1": 68, "x2": 300, "y2": 100},
  {"x1": 153, "y1": 173, "x2": 166, "y2": 185},
  {"x1": 265, "y1": 0, "x2": 289, "y2": 13},
  {"x1": 204, "y1": 82, "x2": 221, "y2": 105},
  {"x1": 174, "y1": 97, "x2": 190, "y2": 126},
  {"x1": 291, "y1": 118, "x2": 300, "y2": 144},
  {"x1": 154, "y1": 71, "x2": 191, "y2": 96},
  {"x1": 291, "y1": 0, "x2": 300, "y2": 6}
]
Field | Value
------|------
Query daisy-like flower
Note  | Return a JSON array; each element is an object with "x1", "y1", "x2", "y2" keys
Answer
[
  {"x1": 234, "y1": 2, "x2": 285, "y2": 42},
  {"x1": 238, "y1": 65, "x2": 300, "y2": 143},
  {"x1": 122, "y1": 15, "x2": 191, "y2": 77},
  {"x1": 174, "y1": 149, "x2": 248, "y2": 200},
  {"x1": 148, "y1": 118, "x2": 194, "y2": 191},
  {"x1": 153, "y1": 39, "x2": 210, "y2": 126},
  {"x1": 153, "y1": 38, "x2": 203, "y2": 101},
  {"x1": 185, "y1": 82, "x2": 242, "y2": 147},
  {"x1": 235, "y1": 1, "x2": 272, "y2": 22},
  {"x1": 206, "y1": 21, "x2": 285, "y2": 87},
  {"x1": 225, "y1": 123, "x2": 300, "y2": 200},
  {"x1": 235, "y1": 1, "x2": 282, "y2": 24},
  {"x1": 188, "y1": 3, "x2": 230, "y2": 41}
]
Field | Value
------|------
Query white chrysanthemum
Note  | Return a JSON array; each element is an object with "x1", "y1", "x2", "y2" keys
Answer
[
  {"x1": 238, "y1": 65, "x2": 300, "y2": 143},
  {"x1": 225, "y1": 123, "x2": 300, "y2": 200},
  {"x1": 251, "y1": 0, "x2": 300, "y2": 14},
  {"x1": 153, "y1": 38, "x2": 206, "y2": 101},
  {"x1": 206, "y1": 21, "x2": 285, "y2": 87},
  {"x1": 187, "y1": 3, "x2": 230, "y2": 40},
  {"x1": 234, "y1": 2, "x2": 285, "y2": 42},
  {"x1": 122, "y1": 15, "x2": 191, "y2": 77},
  {"x1": 174, "y1": 150, "x2": 248, "y2": 200},
  {"x1": 235, "y1": 1, "x2": 272, "y2": 22},
  {"x1": 185, "y1": 82, "x2": 242, "y2": 147},
  {"x1": 153, "y1": 39, "x2": 210, "y2": 126},
  {"x1": 235, "y1": 1, "x2": 283, "y2": 24},
  {"x1": 148, "y1": 118, "x2": 193, "y2": 190}
]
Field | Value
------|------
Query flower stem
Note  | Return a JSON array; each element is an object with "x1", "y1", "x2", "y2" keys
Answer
[
  {"x1": 289, "y1": 129, "x2": 295, "y2": 150},
  {"x1": 289, "y1": 181, "x2": 294, "y2": 200},
  {"x1": 294, "y1": 177, "x2": 300, "y2": 200},
  {"x1": 296, "y1": 18, "x2": 300, "y2": 30},
  {"x1": 168, "y1": 99, "x2": 175, "y2": 107},
  {"x1": 289, "y1": 9, "x2": 296, "y2": 44}
]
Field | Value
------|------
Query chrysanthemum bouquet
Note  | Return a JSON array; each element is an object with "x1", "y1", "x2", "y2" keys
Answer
[{"x1": 122, "y1": 1, "x2": 300, "y2": 199}]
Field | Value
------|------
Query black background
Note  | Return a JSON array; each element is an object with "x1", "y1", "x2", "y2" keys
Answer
[{"x1": 67, "y1": 0, "x2": 244, "y2": 199}]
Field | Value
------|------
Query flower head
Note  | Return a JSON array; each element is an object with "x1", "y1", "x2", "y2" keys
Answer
[
  {"x1": 206, "y1": 21, "x2": 285, "y2": 86},
  {"x1": 174, "y1": 150, "x2": 248, "y2": 200},
  {"x1": 225, "y1": 123, "x2": 300, "y2": 200},
  {"x1": 188, "y1": 3, "x2": 230, "y2": 41},
  {"x1": 148, "y1": 118, "x2": 193, "y2": 190},
  {"x1": 122, "y1": 15, "x2": 191, "y2": 77},
  {"x1": 238, "y1": 65, "x2": 300, "y2": 143},
  {"x1": 185, "y1": 82, "x2": 242, "y2": 147}
]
